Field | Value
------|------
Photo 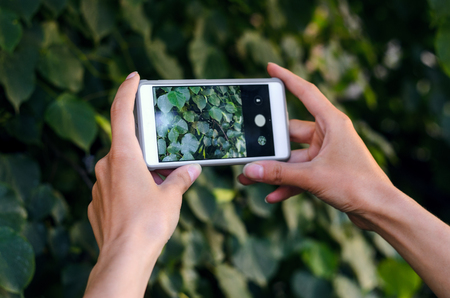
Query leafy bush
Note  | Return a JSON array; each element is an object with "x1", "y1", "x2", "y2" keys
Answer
[
  {"x1": 155, "y1": 85, "x2": 246, "y2": 161},
  {"x1": 0, "y1": 0, "x2": 449, "y2": 297}
]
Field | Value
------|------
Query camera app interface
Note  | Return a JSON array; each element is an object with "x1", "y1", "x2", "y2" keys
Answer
[{"x1": 153, "y1": 85, "x2": 274, "y2": 162}]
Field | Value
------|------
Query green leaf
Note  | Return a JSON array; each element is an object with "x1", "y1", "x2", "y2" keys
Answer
[
  {"x1": 193, "y1": 94, "x2": 207, "y2": 110},
  {"x1": 378, "y1": 258, "x2": 422, "y2": 298},
  {"x1": 0, "y1": 9, "x2": 22, "y2": 53},
  {"x1": 203, "y1": 136, "x2": 211, "y2": 146},
  {"x1": 181, "y1": 133, "x2": 200, "y2": 155},
  {"x1": 174, "y1": 86, "x2": 191, "y2": 103},
  {"x1": 232, "y1": 236, "x2": 278, "y2": 286},
  {"x1": 189, "y1": 86, "x2": 201, "y2": 94},
  {"x1": 27, "y1": 184, "x2": 58, "y2": 221},
  {"x1": 226, "y1": 130, "x2": 241, "y2": 139},
  {"x1": 189, "y1": 38, "x2": 229, "y2": 79},
  {"x1": 0, "y1": 183, "x2": 26, "y2": 232},
  {"x1": 194, "y1": 121, "x2": 209, "y2": 134},
  {"x1": 180, "y1": 152, "x2": 194, "y2": 161},
  {"x1": 37, "y1": 45, "x2": 84, "y2": 92},
  {"x1": 185, "y1": 186, "x2": 217, "y2": 222},
  {"x1": 43, "y1": 0, "x2": 68, "y2": 16},
  {"x1": 168, "y1": 128, "x2": 179, "y2": 143},
  {"x1": 0, "y1": 0, "x2": 40, "y2": 23},
  {"x1": 45, "y1": 93, "x2": 98, "y2": 151},
  {"x1": 0, "y1": 226, "x2": 34, "y2": 293},
  {"x1": 157, "y1": 139, "x2": 166, "y2": 155},
  {"x1": 218, "y1": 86, "x2": 228, "y2": 94},
  {"x1": 436, "y1": 21, "x2": 450, "y2": 77},
  {"x1": 246, "y1": 184, "x2": 275, "y2": 218},
  {"x1": 168, "y1": 91, "x2": 187, "y2": 110},
  {"x1": 121, "y1": 2, "x2": 151, "y2": 37},
  {"x1": 174, "y1": 118, "x2": 188, "y2": 134},
  {"x1": 208, "y1": 93, "x2": 221, "y2": 106},
  {"x1": 0, "y1": 46, "x2": 38, "y2": 111},
  {"x1": 225, "y1": 102, "x2": 237, "y2": 113},
  {"x1": 162, "y1": 154, "x2": 178, "y2": 161},
  {"x1": 333, "y1": 275, "x2": 364, "y2": 298},
  {"x1": 213, "y1": 203, "x2": 247, "y2": 244},
  {"x1": 145, "y1": 39, "x2": 183, "y2": 79},
  {"x1": 80, "y1": 0, "x2": 116, "y2": 42},
  {"x1": 157, "y1": 93, "x2": 173, "y2": 113},
  {"x1": 300, "y1": 240, "x2": 339, "y2": 279},
  {"x1": 291, "y1": 270, "x2": 331, "y2": 298},
  {"x1": 215, "y1": 264, "x2": 252, "y2": 298},
  {"x1": 22, "y1": 222, "x2": 46, "y2": 256},
  {"x1": 183, "y1": 110, "x2": 196, "y2": 122},
  {"x1": 209, "y1": 106, "x2": 223, "y2": 122},
  {"x1": 237, "y1": 31, "x2": 283, "y2": 66},
  {"x1": 167, "y1": 142, "x2": 181, "y2": 154},
  {"x1": 50, "y1": 191, "x2": 69, "y2": 225},
  {"x1": 0, "y1": 154, "x2": 40, "y2": 202}
]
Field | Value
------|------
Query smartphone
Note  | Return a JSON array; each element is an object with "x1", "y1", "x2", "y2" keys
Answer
[{"x1": 135, "y1": 78, "x2": 290, "y2": 170}]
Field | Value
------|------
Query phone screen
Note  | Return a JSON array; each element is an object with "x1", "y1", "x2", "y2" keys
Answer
[{"x1": 153, "y1": 85, "x2": 275, "y2": 162}]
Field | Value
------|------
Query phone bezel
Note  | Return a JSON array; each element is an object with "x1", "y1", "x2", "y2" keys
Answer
[{"x1": 135, "y1": 78, "x2": 290, "y2": 170}]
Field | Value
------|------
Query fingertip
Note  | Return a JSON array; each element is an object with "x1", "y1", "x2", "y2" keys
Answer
[
  {"x1": 187, "y1": 164, "x2": 202, "y2": 183},
  {"x1": 126, "y1": 71, "x2": 138, "y2": 80},
  {"x1": 243, "y1": 163, "x2": 264, "y2": 181}
]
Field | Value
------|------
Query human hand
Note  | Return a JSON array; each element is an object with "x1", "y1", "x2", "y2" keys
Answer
[
  {"x1": 238, "y1": 63, "x2": 393, "y2": 230},
  {"x1": 85, "y1": 72, "x2": 201, "y2": 297}
]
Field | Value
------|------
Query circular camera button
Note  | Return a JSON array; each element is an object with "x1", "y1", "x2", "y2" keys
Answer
[
  {"x1": 258, "y1": 136, "x2": 266, "y2": 146},
  {"x1": 254, "y1": 96, "x2": 263, "y2": 105},
  {"x1": 254, "y1": 114, "x2": 266, "y2": 127}
]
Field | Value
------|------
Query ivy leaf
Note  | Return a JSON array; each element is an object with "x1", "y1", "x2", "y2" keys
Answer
[
  {"x1": 27, "y1": 184, "x2": 58, "y2": 221},
  {"x1": 174, "y1": 87, "x2": 191, "y2": 103},
  {"x1": 301, "y1": 240, "x2": 339, "y2": 279},
  {"x1": 145, "y1": 39, "x2": 183, "y2": 79},
  {"x1": 232, "y1": 236, "x2": 279, "y2": 286},
  {"x1": 0, "y1": 9, "x2": 22, "y2": 53},
  {"x1": 222, "y1": 112, "x2": 233, "y2": 122},
  {"x1": 167, "y1": 142, "x2": 181, "y2": 154},
  {"x1": 180, "y1": 152, "x2": 194, "y2": 161},
  {"x1": 218, "y1": 86, "x2": 228, "y2": 94},
  {"x1": 168, "y1": 128, "x2": 179, "y2": 143},
  {"x1": 378, "y1": 258, "x2": 422, "y2": 298},
  {"x1": 227, "y1": 130, "x2": 241, "y2": 139},
  {"x1": 215, "y1": 264, "x2": 252, "y2": 298},
  {"x1": 37, "y1": 45, "x2": 84, "y2": 92},
  {"x1": 0, "y1": 183, "x2": 27, "y2": 232},
  {"x1": 157, "y1": 139, "x2": 166, "y2": 155},
  {"x1": 174, "y1": 118, "x2": 188, "y2": 134},
  {"x1": 225, "y1": 102, "x2": 237, "y2": 113},
  {"x1": 183, "y1": 111, "x2": 196, "y2": 122},
  {"x1": 233, "y1": 94, "x2": 242, "y2": 105},
  {"x1": 45, "y1": 93, "x2": 98, "y2": 151},
  {"x1": 163, "y1": 154, "x2": 178, "y2": 162},
  {"x1": 193, "y1": 95, "x2": 206, "y2": 111},
  {"x1": 121, "y1": 2, "x2": 151, "y2": 37},
  {"x1": 0, "y1": 46, "x2": 38, "y2": 111},
  {"x1": 194, "y1": 121, "x2": 210, "y2": 134},
  {"x1": 0, "y1": 0, "x2": 40, "y2": 23},
  {"x1": 189, "y1": 86, "x2": 201, "y2": 94},
  {"x1": 209, "y1": 106, "x2": 223, "y2": 122},
  {"x1": 157, "y1": 93, "x2": 174, "y2": 114},
  {"x1": 0, "y1": 227, "x2": 35, "y2": 293},
  {"x1": 208, "y1": 93, "x2": 221, "y2": 106},
  {"x1": 203, "y1": 137, "x2": 211, "y2": 146},
  {"x1": 185, "y1": 185, "x2": 217, "y2": 222},
  {"x1": 80, "y1": 0, "x2": 116, "y2": 42},
  {"x1": 161, "y1": 87, "x2": 172, "y2": 92},
  {"x1": 168, "y1": 91, "x2": 187, "y2": 110},
  {"x1": 181, "y1": 133, "x2": 199, "y2": 155}
]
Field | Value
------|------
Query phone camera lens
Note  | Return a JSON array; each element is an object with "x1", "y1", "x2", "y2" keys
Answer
[
  {"x1": 254, "y1": 96, "x2": 263, "y2": 105},
  {"x1": 258, "y1": 136, "x2": 266, "y2": 146}
]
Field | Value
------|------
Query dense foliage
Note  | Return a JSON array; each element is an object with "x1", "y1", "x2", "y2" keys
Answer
[
  {"x1": 154, "y1": 85, "x2": 246, "y2": 161},
  {"x1": 0, "y1": 0, "x2": 449, "y2": 297}
]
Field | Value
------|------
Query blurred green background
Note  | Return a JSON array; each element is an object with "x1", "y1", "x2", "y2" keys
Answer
[{"x1": 1, "y1": 0, "x2": 450, "y2": 297}]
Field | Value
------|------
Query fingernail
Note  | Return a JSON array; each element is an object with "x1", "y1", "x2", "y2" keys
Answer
[
  {"x1": 243, "y1": 163, "x2": 264, "y2": 180},
  {"x1": 188, "y1": 164, "x2": 202, "y2": 182},
  {"x1": 265, "y1": 196, "x2": 269, "y2": 203},
  {"x1": 126, "y1": 71, "x2": 138, "y2": 80}
]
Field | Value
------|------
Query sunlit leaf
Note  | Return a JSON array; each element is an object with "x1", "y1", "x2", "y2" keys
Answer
[
  {"x1": 181, "y1": 133, "x2": 200, "y2": 155},
  {"x1": 215, "y1": 264, "x2": 252, "y2": 298},
  {"x1": 193, "y1": 94, "x2": 207, "y2": 111},
  {"x1": 180, "y1": 152, "x2": 194, "y2": 160},
  {"x1": 378, "y1": 258, "x2": 422, "y2": 298},
  {"x1": 208, "y1": 93, "x2": 221, "y2": 106},
  {"x1": 168, "y1": 91, "x2": 187, "y2": 110},
  {"x1": 174, "y1": 118, "x2": 188, "y2": 134},
  {"x1": 45, "y1": 93, "x2": 98, "y2": 151},
  {"x1": 183, "y1": 110, "x2": 196, "y2": 122},
  {"x1": 145, "y1": 39, "x2": 183, "y2": 79},
  {"x1": 209, "y1": 106, "x2": 223, "y2": 122},
  {"x1": 167, "y1": 142, "x2": 181, "y2": 154},
  {"x1": 168, "y1": 128, "x2": 179, "y2": 143},
  {"x1": 189, "y1": 86, "x2": 201, "y2": 94},
  {"x1": 300, "y1": 240, "x2": 339, "y2": 279},
  {"x1": 157, "y1": 93, "x2": 173, "y2": 114},
  {"x1": 163, "y1": 154, "x2": 178, "y2": 161}
]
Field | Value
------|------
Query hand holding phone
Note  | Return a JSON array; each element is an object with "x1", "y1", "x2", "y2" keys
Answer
[{"x1": 135, "y1": 78, "x2": 290, "y2": 169}]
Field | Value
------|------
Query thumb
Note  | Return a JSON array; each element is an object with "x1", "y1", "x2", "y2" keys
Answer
[
  {"x1": 161, "y1": 164, "x2": 202, "y2": 194},
  {"x1": 243, "y1": 161, "x2": 306, "y2": 187}
]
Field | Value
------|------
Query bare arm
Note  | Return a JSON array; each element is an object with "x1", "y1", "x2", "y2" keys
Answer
[
  {"x1": 239, "y1": 63, "x2": 450, "y2": 297},
  {"x1": 84, "y1": 72, "x2": 202, "y2": 297}
]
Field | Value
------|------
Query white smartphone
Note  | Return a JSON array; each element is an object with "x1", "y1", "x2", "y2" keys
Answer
[{"x1": 135, "y1": 78, "x2": 290, "y2": 170}]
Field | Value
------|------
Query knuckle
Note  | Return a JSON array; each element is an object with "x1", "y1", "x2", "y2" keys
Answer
[
  {"x1": 87, "y1": 202, "x2": 95, "y2": 221},
  {"x1": 271, "y1": 163, "x2": 284, "y2": 185},
  {"x1": 94, "y1": 157, "x2": 108, "y2": 177}
]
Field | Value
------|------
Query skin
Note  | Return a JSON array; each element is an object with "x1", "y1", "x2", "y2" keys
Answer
[
  {"x1": 84, "y1": 72, "x2": 202, "y2": 298},
  {"x1": 239, "y1": 63, "x2": 450, "y2": 298},
  {"x1": 85, "y1": 65, "x2": 450, "y2": 297}
]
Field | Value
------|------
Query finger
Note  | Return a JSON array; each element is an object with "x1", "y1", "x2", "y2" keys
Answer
[
  {"x1": 161, "y1": 164, "x2": 202, "y2": 195},
  {"x1": 289, "y1": 119, "x2": 315, "y2": 144},
  {"x1": 265, "y1": 185, "x2": 304, "y2": 203},
  {"x1": 151, "y1": 171, "x2": 165, "y2": 185},
  {"x1": 110, "y1": 72, "x2": 141, "y2": 150},
  {"x1": 243, "y1": 160, "x2": 309, "y2": 187},
  {"x1": 155, "y1": 169, "x2": 174, "y2": 177},
  {"x1": 237, "y1": 173, "x2": 257, "y2": 185},
  {"x1": 288, "y1": 149, "x2": 311, "y2": 163},
  {"x1": 267, "y1": 63, "x2": 336, "y2": 118}
]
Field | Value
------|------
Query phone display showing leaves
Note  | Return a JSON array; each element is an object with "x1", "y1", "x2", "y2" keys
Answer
[{"x1": 154, "y1": 86, "x2": 247, "y2": 162}]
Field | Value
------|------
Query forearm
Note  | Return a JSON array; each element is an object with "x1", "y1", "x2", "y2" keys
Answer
[
  {"x1": 84, "y1": 241, "x2": 161, "y2": 298},
  {"x1": 366, "y1": 185, "x2": 450, "y2": 297}
]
